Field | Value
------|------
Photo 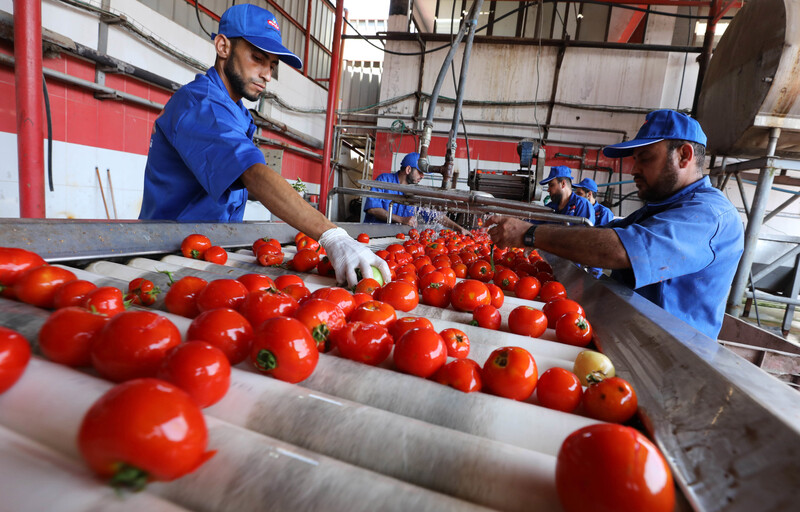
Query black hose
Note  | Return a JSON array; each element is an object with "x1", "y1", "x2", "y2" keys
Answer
[{"x1": 42, "y1": 74, "x2": 54, "y2": 192}]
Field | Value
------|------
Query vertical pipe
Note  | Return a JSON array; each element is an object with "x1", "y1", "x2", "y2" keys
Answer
[
  {"x1": 691, "y1": 0, "x2": 720, "y2": 116},
  {"x1": 727, "y1": 128, "x2": 781, "y2": 317},
  {"x1": 304, "y1": 0, "x2": 312, "y2": 79},
  {"x1": 318, "y1": 0, "x2": 345, "y2": 217},
  {"x1": 14, "y1": 0, "x2": 46, "y2": 218}
]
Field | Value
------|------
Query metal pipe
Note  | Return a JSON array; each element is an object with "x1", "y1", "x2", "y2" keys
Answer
[
  {"x1": 734, "y1": 172, "x2": 751, "y2": 217},
  {"x1": 418, "y1": 1, "x2": 474, "y2": 168},
  {"x1": 691, "y1": 0, "x2": 721, "y2": 116},
  {"x1": 750, "y1": 244, "x2": 800, "y2": 285},
  {"x1": 106, "y1": 169, "x2": 118, "y2": 219},
  {"x1": 14, "y1": 0, "x2": 45, "y2": 218},
  {"x1": 442, "y1": 0, "x2": 484, "y2": 189},
  {"x1": 252, "y1": 107, "x2": 323, "y2": 149},
  {"x1": 763, "y1": 193, "x2": 800, "y2": 224},
  {"x1": 95, "y1": 167, "x2": 110, "y2": 220},
  {"x1": 727, "y1": 127, "x2": 781, "y2": 316},
  {"x1": 319, "y1": 0, "x2": 346, "y2": 216}
]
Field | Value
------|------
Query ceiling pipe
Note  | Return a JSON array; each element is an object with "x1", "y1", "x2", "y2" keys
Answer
[
  {"x1": 14, "y1": 0, "x2": 45, "y2": 218},
  {"x1": 319, "y1": 0, "x2": 345, "y2": 216}
]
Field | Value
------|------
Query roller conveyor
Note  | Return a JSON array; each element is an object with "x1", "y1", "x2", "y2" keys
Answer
[{"x1": 1, "y1": 219, "x2": 800, "y2": 511}]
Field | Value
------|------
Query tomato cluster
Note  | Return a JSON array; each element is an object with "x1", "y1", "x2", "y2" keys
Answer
[{"x1": 181, "y1": 233, "x2": 228, "y2": 264}]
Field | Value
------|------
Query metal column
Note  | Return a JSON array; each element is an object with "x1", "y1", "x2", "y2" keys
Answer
[
  {"x1": 727, "y1": 128, "x2": 781, "y2": 316},
  {"x1": 14, "y1": 0, "x2": 45, "y2": 218},
  {"x1": 319, "y1": 0, "x2": 345, "y2": 216}
]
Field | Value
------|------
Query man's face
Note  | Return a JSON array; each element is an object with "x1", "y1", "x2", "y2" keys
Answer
[
  {"x1": 547, "y1": 179, "x2": 567, "y2": 205},
  {"x1": 405, "y1": 167, "x2": 424, "y2": 185},
  {"x1": 223, "y1": 39, "x2": 279, "y2": 102},
  {"x1": 573, "y1": 188, "x2": 586, "y2": 198},
  {"x1": 631, "y1": 141, "x2": 681, "y2": 202}
]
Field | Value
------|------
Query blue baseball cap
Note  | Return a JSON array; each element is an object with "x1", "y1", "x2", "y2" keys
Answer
[
  {"x1": 400, "y1": 152, "x2": 421, "y2": 172},
  {"x1": 540, "y1": 165, "x2": 574, "y2": 185},
  {"x1": 213, "y1": 4, "x2": 302, "y2": 70},
  {"x1": 574, "y1": 178, "x2": 598, "y2": 194},
  {"x1": 602, "y1": 109, "x2": 707, "y2": 158}
]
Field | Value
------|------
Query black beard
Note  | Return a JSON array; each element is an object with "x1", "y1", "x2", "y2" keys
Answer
[
  {"x1": 638, "y1": 158, "x2": 680, "y2": 202},
  {"x1": 550, "y1": 192, "x2": 563, "y2": 207},
  {"x1": 224, "y1": 57, "x2": 261, "y2": 102}
]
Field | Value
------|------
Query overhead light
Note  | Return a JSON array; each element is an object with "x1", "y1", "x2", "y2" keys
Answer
[
  {"x1": 577, "y1": 14, "x2": 584, "y2": 19},
  {"x1": 695, "y1": 21, "x2": 729, "y2": 36}
]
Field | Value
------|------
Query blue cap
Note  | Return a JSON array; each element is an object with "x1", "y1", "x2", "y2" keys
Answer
[
  {"x1": 602, "y1": 109, "x2": 707, "y2": 158},
  {"x1": 574, "y1": 178, "x2": 598, "y2": 194},
  {"x1": 400, "y1": 152, "x2": 421, "y2": 172},
  {"x1": 213, "y1": 4, "x2": 302, "y2": 70},
  {"x1": 540, "y1": 165, "x2": 573, "y2": 185}
]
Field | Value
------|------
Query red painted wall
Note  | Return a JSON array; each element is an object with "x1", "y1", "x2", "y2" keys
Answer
[{"x1": 0, "y1": 41, "x2": 320, "y2": 182}]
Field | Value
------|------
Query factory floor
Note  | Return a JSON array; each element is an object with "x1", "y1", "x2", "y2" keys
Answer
[{"x1": 738, "y1": 301, "x2": 800, "y2": 347}]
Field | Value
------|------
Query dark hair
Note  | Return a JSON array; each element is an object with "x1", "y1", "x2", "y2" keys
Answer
[
  {"x1": 555, "y1": 177, "x2": 571, "y2": 186},
  {"x1": 666, "y1": 139, "x2": 705, "y2": 169}
]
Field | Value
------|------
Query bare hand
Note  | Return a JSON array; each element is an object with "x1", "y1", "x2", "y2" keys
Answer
[
  {"x1": 403, "y1": 216, "x2": 418, "y2": 228},
  {"x1": 486, "y1": 215, "x2": 531, "y2": 248}
]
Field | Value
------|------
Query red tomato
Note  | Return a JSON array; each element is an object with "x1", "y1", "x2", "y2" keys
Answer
[
  {"x1": 282, "y1": 283, "x2": 310, "y2": 303},
  {"x1": 375, "y1": 281, "x2": 418, "y2": 312},
  {"x1": 203, "y1": 246, "x2": 228, "y2": 264},
  {"x1": 252, "y1": 237, "x2": 281, "y2": 256},
  {"x1": 250, "y1": 316, "x2": 319, "y2": 383},
  {"x1": 256, "y1": 244, "x2": 284, "y2": 266},
  {"x1": 37, "y1": 306, "x2": 108, "y2": 367},
  {"x1": 583, "y1": 376, "x2": 639, "y2": 424},
  {"x1": 395, "y1": 232, "x2": 406, "y2": 239},
  {"x1": 408, "y1": 228, "x2": 419, "y2": 239},
  {"x1": 78, "y1": 379, "x2": 214, "y2": 487},
  {"x1": 481, "y1": 346, "x2": 538, "y2": 400},
  {"x1": 539, "y1": 280, "x2": 567, "y2": 302},
  {"x1": 274, "y1": 274, "x2": 304, "y2": 290},
  {"x1": 294, "y1": 298, "x2": 346, "y2": 352},
  {"x1": 433, "y1": 358, "x2": 482, "y2": 393},
  {"x1": 296, "y1": 236, "x2": 320, "y2": 252},
  {"x1": 450, "y1": 279, "x2": 491, "y2": 312},
  {"x1": 493, "y1": 268, "x2": 519, "y2": 291},
  {"x1": 294, "y1": 232, "x2": 309, "y2": 245},
  {"x1": 316, "y1": 256, "x2": 335, "y2": 277},
  {"x1": 14, "y1": 265, "x2": 77, "y2": 308},
  {"x1": 440, "y1": 328, "x2": 470, "y2": 358},
  {"x1": 164, "y1": 276, "x2": 207, "y2": 318},
  {"x1": 83, "y1": 286, "x2": 126, "y2": 317},
  {"x1": 0, "y1": 247, "x2": 46, "y2": 299},
  {"x1": 195, "y1": 279, "x2": 249, "y2": 312},
  {"x1": 239, "y1": 289, "x2": 299, "y2": 328},
  {"x1": 533, "y1": 259, "x2": 553, "y2": 274},
  {"x1": 187, "y1": 308, "x2": 254, "y2": 364},
  {"x1": 556, "y1": 312, "x2": 593, "y2": 347},
  {"x1": 125, "y1": 278, "x2": 159, "y2": 306},
  {"x1": 393, "y1": 328, "x2": 447, "y2": 378},
  {"x1": 556, "y1": 424, "x2": 675, "y2": 512},
  {"x1": 536, "y1": 367, "x2": 583, "y2": 413},
  {"x1": 543, "y1": 298, "x2": 585, "y2": 329},
  {"x1": 309, "y1": 287, "x2": 356, "y2": 318},
  {"x1": 439, "y1": 267, "x2": 457, "y2": 288},
  {"x1": 507, "y1": 306, "x2": 548, "y2": 338},
  {"x1": 237, "y1": 273, "x2": 275, "y2": 293},
  {"x1": 180, "y1": 234, "x2": 212, "y2": 259},
  {"x1": 157, "y1": 341, "x2": 231, "y2": 408},
  {"x1": 389, "y1": 316, "x2": 434, "y2": 341},
  {"x1": 292, "y1": 248, "x2": 320, "y2": 272},
  {"x1": 349, "y1": 300, "x2": 397, "y2": 329},
  {"x1": 418, "y1": 270, "x2": 446, "y2": 289},
  {"x1": 467, "y1": 260, "x2": 494, "y2": 282},
  {"x1": 354, "y1": 277, "x2": 381, "y2": 296},
  {"x1": 352, "y1": 292, "x2": 373, "y2": 308},
  {"x1": 514, "y1": 276, "x2": 541, "y2": 301},
  {"x1": 472, "y1": 304, "x2": 501, "y2": 330},
  {"x1": 420, "y1": 282, "x2": 451, "y2": 308},
  {"x1": 0, "y1": 326, "x2": 31, "y2": 393},
  {"x1": 535, "y1": 271, "x2": 555, "y2": 284},
  {"x1": 486, "y1": 283, "x2": 504, "y2": 308},
  {"x1": 452, "y1": 263, "x2": 468, "y2": 279},
  {"x1": 331, "y1": 321, "x2": 393, "y2": 365},
  {"x1": 53, "y1": 279, "x2": 98, "y2": 309},
  {"x1": 356, "y1": 233, "x2": 370, "y2": 243},
  {"x1": 91, "y1": 311, "x2": 182, "y2": 382}
]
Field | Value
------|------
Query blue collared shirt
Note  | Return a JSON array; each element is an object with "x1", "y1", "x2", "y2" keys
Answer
[
  {"x1": 546, "y1": 192, "x2": 595, "y2": 225},
  {"x1": 139, "y1": 67, "x2": 265, "y2": 222},
  {"x1": 608, "y1": 177, "x2": 744, "y2": 338},
  {"x1": 363, "y1": 172, "x2": 418, "y2": 223},
  {"x1": 594, "y1": 202, "x2": 614, "y2": 226}
]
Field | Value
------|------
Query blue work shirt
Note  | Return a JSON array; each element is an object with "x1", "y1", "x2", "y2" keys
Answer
[
  {"x1": 545, "y1": 192, "x2": 595, "y2": 225},
  {"x1": 139, "y1": 67, "x2": 265, "y2": 222},
  {"x1": 363, "y1": 172, "x2": 418, "y2": 223},
  {"x1": 608, "y1": 177, "x2": 744, "y2": 339},
  {"x1": 594, "y1": 202, "x2": 615, "y2": 226}
]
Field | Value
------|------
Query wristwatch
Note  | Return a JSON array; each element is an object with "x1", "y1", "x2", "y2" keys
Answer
[{"x1": 523, "y1": 225, "x2": 538, "y2": 247}]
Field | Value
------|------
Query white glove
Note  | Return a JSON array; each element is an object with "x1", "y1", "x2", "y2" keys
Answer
[{"x1": 318, "y1": 227, "x2": 392, "y2": 287}]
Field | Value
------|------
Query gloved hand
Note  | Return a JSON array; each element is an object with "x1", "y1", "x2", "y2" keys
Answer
[{"x1": 319, "y1": 227, "x2": 392, "y2": 287}]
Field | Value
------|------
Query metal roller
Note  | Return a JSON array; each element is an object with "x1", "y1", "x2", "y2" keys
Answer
[
  {"x1": 0, "y1": 425, "x2": 191, "y2": 512},
  {"x1": 0, "y1": 359, "x2": 493, "y2": 512}
]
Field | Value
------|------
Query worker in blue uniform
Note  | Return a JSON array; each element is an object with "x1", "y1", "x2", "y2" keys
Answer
[
  {"x1": 540, "y1": 166, "x2": 594, "y2": 225},
  {"x1": 138, "y1": 4, "x2": 389, "y2": 287},
  {"x1": 487, "y1": 110, "x2": 744, "y2": 339},
  {"x1": 573, "y1": 178, "x2": 615, "y2": 225},
  {"x1": 363, "y1": 152, "x2": 468, "y2": 234}
]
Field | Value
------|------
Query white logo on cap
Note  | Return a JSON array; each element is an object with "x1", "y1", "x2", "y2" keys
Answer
[{"x1": 268, "y1": 19, "x2": 280, "y2": 31}]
